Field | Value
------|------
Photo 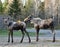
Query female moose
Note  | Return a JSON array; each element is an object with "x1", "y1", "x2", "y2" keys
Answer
[{"x1": 24, "y1": 15, "x2": 55, "y2": 42}]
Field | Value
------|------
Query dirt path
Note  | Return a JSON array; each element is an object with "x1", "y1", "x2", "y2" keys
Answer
[{"x1": 0, "y1": 37, "x2": 60, "y2": 47}]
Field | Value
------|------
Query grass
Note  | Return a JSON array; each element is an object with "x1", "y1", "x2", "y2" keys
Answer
[
  {"x1": 55, "y1": 25, "x2": 60, "y2": 29},
  {"x1": 0, "y1": 29, "x2": 46, "y2": 37},
  {"x1": 0, "y1": 25, "x2": 60, "y2": 37}
]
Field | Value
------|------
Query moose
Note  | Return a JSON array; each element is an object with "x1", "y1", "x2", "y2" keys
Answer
[
  {"x1": 3, "y1": 17, "x2": 31, "y2": 43},
  {"x1": 24, "y1": 15, "x2": 55, "y2": 42}
]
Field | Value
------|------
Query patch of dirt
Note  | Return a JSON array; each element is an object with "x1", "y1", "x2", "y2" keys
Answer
[{"x1": 0, "y1": 37, "x2": 60, "y2": 47}]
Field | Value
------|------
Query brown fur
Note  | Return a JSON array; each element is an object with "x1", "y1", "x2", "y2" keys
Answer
[
  {"x1": 3, "y1": 18, "x2": 31, "y2": 43},
  {"x1": 24, "y1": 16, "x2": 55, "y2": 42},
  {"x1": 35, "y1": 21, "x2": 55, "y2": 42}
]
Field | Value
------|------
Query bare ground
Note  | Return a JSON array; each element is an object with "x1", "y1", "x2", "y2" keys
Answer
[{"x1": 0, "y1": 37, "x2": 60, "y2": 47}]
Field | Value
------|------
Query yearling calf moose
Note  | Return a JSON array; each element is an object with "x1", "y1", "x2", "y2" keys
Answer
[
  {"x1": 3, "y1": 18, "x2": 31, "y2": 43},
  {"x1": 24, "y1": 15, "x2": 55, "y2": 42}
]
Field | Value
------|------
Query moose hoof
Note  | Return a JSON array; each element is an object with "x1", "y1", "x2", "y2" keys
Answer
[
  {"x1": 52, "y1": 40, "x2": 55, "y2": 42},
  {"x1": 29, "y1": 40, "x2": 31, "y2": 43},
  {"x1": 11, "y1": 41, "x2": 13, "y2": 43},
  {"x1": 8, "y1": 40, "x2": 10, "y2": 43},
  {"x1": 36, "y1": 39, "x2": 38, "y2": 42},
  {"x1": 20, "y1": 41, "x2": 23, "y2": 43}
]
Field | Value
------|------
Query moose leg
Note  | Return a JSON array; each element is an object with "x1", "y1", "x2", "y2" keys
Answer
[
  {"x1": 50, "y1": 25, "x2": 55, "y2": 42},
  {"x1": 24, "y1": 29, "x2": 31, "y2": 43},
  {"x1": 10, "y1": 30, "x2": 13, "y2": 43},
  {"x1": 8, "y1": 31, "x2": 10, "y2": 42},
  {"x1": 36, "y1": 29, "x2": 39, "y2": 42},
  {"x1": 50, "y1": 21, "x2": 55, "y2": 42},
  {"x1": 20, "y1": 30, "x2": 25, "y2": 43},
  {"x1": 53, "y1": 31, "x2": 55, "y2": 42},
  {"x1": 52, "y1": 29, "x2": 55, "y2": 42},
  {"x1": 35, "y1": 25, "x2": 40, "y2": 42}
]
